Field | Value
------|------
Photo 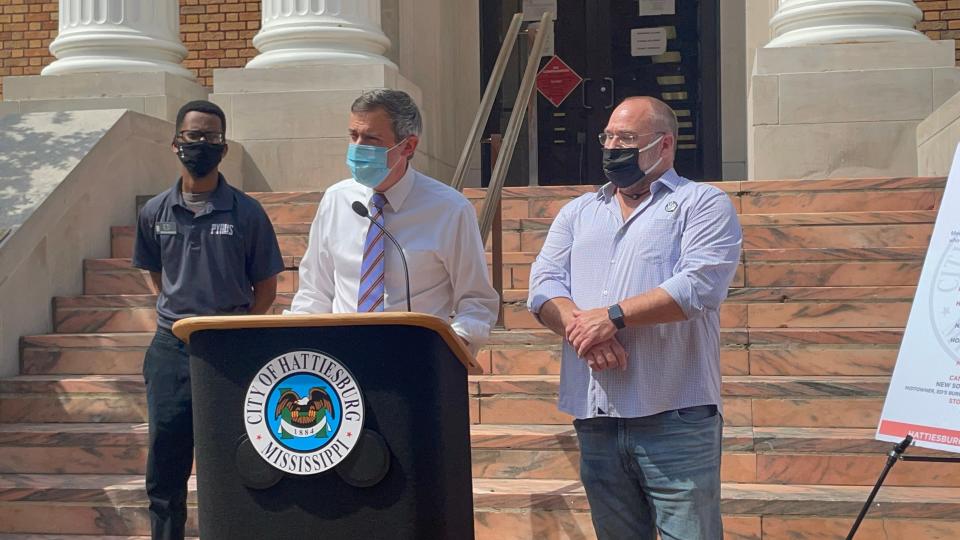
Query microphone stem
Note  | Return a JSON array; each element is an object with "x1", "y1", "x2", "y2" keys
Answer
[{"x1": 352, "y1": 201, "x2": 412, "y2": 312}]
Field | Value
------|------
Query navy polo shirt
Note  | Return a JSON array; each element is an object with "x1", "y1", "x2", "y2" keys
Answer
[{"x1": 132, "y1": 175, "x2": 284, "y2": 329}]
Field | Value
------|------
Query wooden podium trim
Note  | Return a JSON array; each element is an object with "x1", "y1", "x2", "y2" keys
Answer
[{"x1": 172, "y1": 313, "x2": 483, "y2": 374}]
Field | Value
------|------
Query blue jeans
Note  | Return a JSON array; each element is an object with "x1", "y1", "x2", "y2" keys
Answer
[{"x1": 573, "y1": 405, "x2": 723, "y2": 540}]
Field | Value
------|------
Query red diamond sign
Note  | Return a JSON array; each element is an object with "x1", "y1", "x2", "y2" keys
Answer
[{"x1": 536, "y1": 56, "x2": 583, "y2": 108}]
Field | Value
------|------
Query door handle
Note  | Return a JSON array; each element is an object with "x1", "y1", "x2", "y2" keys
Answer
[
  {"x1": 581, "y1": 78, "x2": 593, "y2": 110},
  {"x1": 603, "y1": 77, "x2": 615, "y2": 109}
]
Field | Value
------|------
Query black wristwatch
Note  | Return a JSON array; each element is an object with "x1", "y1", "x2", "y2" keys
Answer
[{"x1": 607, "y1": 303, "x2": 626, "y2": 330}]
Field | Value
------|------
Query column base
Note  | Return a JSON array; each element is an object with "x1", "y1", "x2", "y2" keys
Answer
[
  {"x1": 41, "y1": 57, "x2": 195, "y2": 80},
  {"x1": 245, "y1": 50, "x2": 397, "y2": 70},
  {"x1": 211, "y1": 64, "x2": 423, "y2": 192},
  {"x1": 748, "y1": 40, "x2": 960, "y2": 180},
  {"x1": 766, "y1": 0, "x2": 925, "y2": 48},
  {"x1": 0, "y1": 72, "x2": 209, "y2": 124}
]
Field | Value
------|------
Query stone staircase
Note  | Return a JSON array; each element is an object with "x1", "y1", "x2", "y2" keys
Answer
[{"x1": 2, "y1": 177, "x2": 960, "y2": 539}]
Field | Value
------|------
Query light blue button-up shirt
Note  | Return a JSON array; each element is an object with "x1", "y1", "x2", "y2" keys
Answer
[{"x1": 527, "y1": 169, "x2": 742, "y2": 419}]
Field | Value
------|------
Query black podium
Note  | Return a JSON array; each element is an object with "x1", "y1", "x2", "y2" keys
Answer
[{"x1": 172, "y1": 313, "x2": 481, "y2": 540}]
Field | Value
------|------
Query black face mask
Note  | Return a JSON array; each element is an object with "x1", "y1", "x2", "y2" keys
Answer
[
  {"x1": 603, "y1": 148, "x2": 646, "y2": 188},
  {"x1": 177, "y1": 141, "x2": 225, "y2": 178},
  {"x1": 601, "y1": 135, "x2": 664, "y2": 188},
  {"x1": 602, "y1": 147, "x2": 648, "y2": 188}
]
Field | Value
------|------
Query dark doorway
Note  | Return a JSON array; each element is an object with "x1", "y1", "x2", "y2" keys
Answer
[{"x1": 480, "y1": 1, "x2": 721, "y2": 185}]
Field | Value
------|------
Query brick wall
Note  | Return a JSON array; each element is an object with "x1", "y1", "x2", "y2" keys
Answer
[
  {"x1": 181, "y1": 0, "x2": 260, "y2": 87},
  {"x1": 0, "y1": 1, "x2": 57, "y2": 99},
  {"x1": 0, "y1": 0, "x2": 261, "y2": 100},
  {"x1": 917, "y1": 1, "x2": 960, "y2": 62}
]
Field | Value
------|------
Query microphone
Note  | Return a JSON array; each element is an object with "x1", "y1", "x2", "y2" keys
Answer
[{"x1": 352, "y1": 200, "x2": 412, "y2": 312}]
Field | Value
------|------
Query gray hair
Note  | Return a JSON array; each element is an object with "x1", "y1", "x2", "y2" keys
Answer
[{"x1": 351, "y1": 89, "x2": 423, "y2": 141}]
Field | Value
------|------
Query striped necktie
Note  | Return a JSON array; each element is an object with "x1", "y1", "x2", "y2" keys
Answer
[{"x1": 358, "y1": 192, "x2": 387, "y2": 312}]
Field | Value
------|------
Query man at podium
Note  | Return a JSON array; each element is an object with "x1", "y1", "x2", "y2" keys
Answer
[{"x1": 287, "y1": 89, "x2": 499, "y2": 350}]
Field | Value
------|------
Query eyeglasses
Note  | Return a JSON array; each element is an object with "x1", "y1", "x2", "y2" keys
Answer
[
  {"x1": 597, "y1": 131, "x2": 663, "y2": 148},
  {"x1": 177, "y1": 130, "x2": 225, "y2": 144}
]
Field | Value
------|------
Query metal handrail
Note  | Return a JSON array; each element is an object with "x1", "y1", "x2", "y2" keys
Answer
[
  {"x1": 487, "y1": 134, "x2": 505, "y2": 326},
  {"x1": 450, "y1": 13, "x2": 523, "y2": 192},
  {"x1": 478, "y1": 11, "x2": 552, "y2": 242}
]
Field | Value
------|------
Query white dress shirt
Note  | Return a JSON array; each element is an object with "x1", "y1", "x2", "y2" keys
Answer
[{"x1": 287, "y1": 166, "x2": 500, "y2": 349}]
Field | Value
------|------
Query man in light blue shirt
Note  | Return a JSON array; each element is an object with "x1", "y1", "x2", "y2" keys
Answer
[{"x1": 528, "y1": 96, "x2": 742, "y2": 539}]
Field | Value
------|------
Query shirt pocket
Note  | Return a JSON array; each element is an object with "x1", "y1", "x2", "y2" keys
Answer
[{"x1": 631, "y1": 216, "x2": 681, "y2": 264}]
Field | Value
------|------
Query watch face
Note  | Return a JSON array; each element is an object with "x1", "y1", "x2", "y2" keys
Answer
[{"x1": 608, "y1": 305, "x2": 625, "y2": 328}]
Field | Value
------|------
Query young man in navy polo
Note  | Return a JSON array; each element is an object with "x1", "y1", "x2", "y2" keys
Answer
[{"x1": 133, "y1": 100, "x2": 284, "y2": 540}]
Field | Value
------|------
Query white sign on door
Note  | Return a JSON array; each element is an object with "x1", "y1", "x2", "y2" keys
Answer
[
  {"x1": 639, "y1": 0, "x2": 675, "y2": 17},
  {"x1": 876, "y1": 144, "x2": 960, "y2": 454},
  {"x1": 630, "y1": 28, "x2": 667, "y2": 57},
  {"x1": 528, "y1": 21, "x2": 556, "y2": 57},
  {"x1": 523, "y1": 0, "x2": 558, "y2": 21}
]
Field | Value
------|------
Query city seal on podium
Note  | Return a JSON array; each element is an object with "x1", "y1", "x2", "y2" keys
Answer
[{"x1": 243, "y1": 350, "x2": 365, "y2": 475}]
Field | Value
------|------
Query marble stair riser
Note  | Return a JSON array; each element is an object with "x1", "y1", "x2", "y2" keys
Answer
[
  {"x1": 84, "y1": 260, "x2": 925, "y2": 292},
  {"x1": 108, "y1": 220, "x2": 936, "y2": 260},
  {"x1": 22, "y1": 340, "x2": 898, "y2": 377},
  {"x1": 3, "y1": 477, "x2": 960, "y2": 537},
  {"x1": 52, "y1": 298, "x2": 913, "y2": 333},
  {"x1": 5, "y1": 444, "x2": 956, "y2": 488}
]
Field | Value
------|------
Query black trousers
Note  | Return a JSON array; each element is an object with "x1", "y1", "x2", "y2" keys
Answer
[{"x1": 143, "y1": 327, "x2": 194, "y2": 540}]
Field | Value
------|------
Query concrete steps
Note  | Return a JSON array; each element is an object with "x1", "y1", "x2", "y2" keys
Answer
[
  {"x1": 0, "y1": 373, "x2": 894, "y2": 428},
  {"x1": 50, "y1": 289, "x2": 917, "y2": 333},
  {"x1": 129, "y1": 177, "x2": 944, "y2": 225},
  {"x1": 8, "y1": 422, "x2": 956, "y2": 487},
  {"x1": 21, "y1": 328, "x2": 900, "y2": 377},
  {"x1": 1, "y1": 176, "x2": 956, "y2": 539},
  {"x1": 83, "y1": 257, "x2": 301, "y2": 296},
  {"x1": 110, "y1": 223, "x2": 309, "y2": 262},
  {"x1": 109, "y1": 189, "x2": 940, "y2": 257},
  {"x1": 109, "y1": 218, "x2": 935, "y2": 260},
  {"x1": 84, "y1": 252, "x2": 928, "y2": 292},
  {"x1": 83, "y1": 262, "x2": 926, "y2": 302},
  {"x1": 10, "y1": 423, "x2": 907, "y2": 454},
  {"x1": 1, "y1": 474, "x2": 959, "y2": 538}
]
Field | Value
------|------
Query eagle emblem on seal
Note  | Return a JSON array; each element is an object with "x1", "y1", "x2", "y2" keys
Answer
[{"x1": 274, "y1": 387, "x2": 336, "y2": 439}]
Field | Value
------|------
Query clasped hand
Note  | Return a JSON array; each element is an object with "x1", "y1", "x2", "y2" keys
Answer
[{"x1": 565, "y1": 308, "x2": 626, "y2": 371}]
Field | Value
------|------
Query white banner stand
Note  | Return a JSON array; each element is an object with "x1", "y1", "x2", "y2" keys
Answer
[
  {"x1": 876, "y1": 144, "x2": 960, "y2": 453},
  {"x1": 848, "y1": 144, "x2": 960, "y2": 539}
]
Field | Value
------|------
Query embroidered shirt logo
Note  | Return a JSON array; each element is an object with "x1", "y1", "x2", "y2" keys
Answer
[{"x1": 210, "y1": 223, "x2": 234, "y2": 236}]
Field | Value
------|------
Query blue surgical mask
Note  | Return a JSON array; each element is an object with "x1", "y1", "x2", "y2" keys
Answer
[{"x1": 346, "y1": 139, "x2": 406, "y2": 188}]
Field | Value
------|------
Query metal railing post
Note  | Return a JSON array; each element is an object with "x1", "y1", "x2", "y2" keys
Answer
[
  {"x1": 488, "y1": 134, "x2": 505, "y2": 327},
  {"x1": 478, "y1": 11, "x2": 552, "y2": 242},
  {"x1": 450, "y1": 13, "x2": 523, "y2": 192}
]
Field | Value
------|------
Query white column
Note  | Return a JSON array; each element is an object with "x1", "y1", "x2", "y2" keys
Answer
[
  {"x1": 42, "y1": 0, "x2": 192, "y2": 78},
  {"x1": 766, "y1": 0, "x2": 927, "y2": 47},
  {"x1": 247, "y1": 0, "x2": 393, "y2": 69}
]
